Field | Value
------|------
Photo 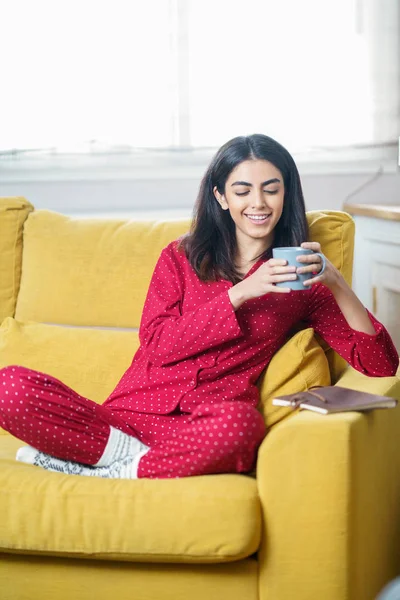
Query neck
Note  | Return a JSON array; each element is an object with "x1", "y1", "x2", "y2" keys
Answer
[{"x1": 235, "y1": 239, "x2": 271, "y2": 267}]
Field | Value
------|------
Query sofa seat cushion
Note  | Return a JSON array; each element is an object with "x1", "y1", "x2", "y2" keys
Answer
[{"x1": 0, "y1": 436, "x2": 261, "y2": 563}]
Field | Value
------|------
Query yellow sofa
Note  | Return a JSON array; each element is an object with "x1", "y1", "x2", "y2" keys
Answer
[{"x1": 0, "y1": 197, "x2": 399, "y2": 600}]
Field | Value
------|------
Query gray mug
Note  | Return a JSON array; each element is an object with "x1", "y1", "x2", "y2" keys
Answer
[{"x1": 272, "y1": 246, "x2": 326, "y2": 291}]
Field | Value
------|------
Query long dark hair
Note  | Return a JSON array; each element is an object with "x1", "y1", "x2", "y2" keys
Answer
[{"x1": 180, "y1": 134, "x2": 308, "y2": 283}]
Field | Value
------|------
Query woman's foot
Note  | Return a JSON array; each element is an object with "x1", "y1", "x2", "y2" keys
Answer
[{"x1": 16, "y1": 427, "x2": 149, "y2": 479}]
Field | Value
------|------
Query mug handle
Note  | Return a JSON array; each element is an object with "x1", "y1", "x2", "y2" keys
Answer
[{"x1": 314, "y1": 252, "x2": 326, "y2": 276}]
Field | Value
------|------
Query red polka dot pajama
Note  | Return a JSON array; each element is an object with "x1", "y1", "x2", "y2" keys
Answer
[{"x1": 0, "y1": 241, "x2": 398, "y2": 478}]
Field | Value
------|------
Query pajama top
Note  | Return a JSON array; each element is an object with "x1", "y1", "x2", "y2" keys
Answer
[{"x1": 104, "y1": 241, "x2": 399, "y2": 415}]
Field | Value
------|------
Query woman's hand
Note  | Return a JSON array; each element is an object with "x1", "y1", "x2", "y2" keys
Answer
[
  {"x1": 296, "y1": 241, "x2": 341, "y2": 290},
  {"x1": 228, "y1": 259, "x2": 297, "y2": 310},
  {"x1": 298, "y1": 242, "x2": 376, "y2": 334}
]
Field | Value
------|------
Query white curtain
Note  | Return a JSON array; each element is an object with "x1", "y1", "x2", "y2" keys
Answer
[{"x1": 0, "y1": 0, "x2": 398, "y2": 152}]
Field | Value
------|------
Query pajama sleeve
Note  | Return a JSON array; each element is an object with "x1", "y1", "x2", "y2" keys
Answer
[
  {"x1": 138, "y1": 243, "x2": 244, "y2": 367},
  {"x1": 303, "y1": 283, "x2": 399, "y2": 377}
]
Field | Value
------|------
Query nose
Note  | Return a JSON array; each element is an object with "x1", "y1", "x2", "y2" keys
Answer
[{"x1": 251, "y1": 191, "x2": 266, "y2": 209}]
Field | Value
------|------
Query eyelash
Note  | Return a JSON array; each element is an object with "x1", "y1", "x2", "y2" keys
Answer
[{"x1": 235, "y1": 190, "x2": 278, "y2": 197}]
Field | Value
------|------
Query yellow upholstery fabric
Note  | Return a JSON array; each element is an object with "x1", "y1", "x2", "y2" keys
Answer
[
  {"x1": 0, "y1": 555, "x2": 258, "y2": 600},
  {"x1": 0, "y1": 321, "x2": 331, "y2": 437},
  {"x1": 307, "y1": 210, "x2": 355, "y2": 381},
  {"x1": 0, "y1": 318, "x2": 139, "y2": 404},
  {"x1": 336, "y1": 364, "x2": 400, "y2": 396},
  {"x1": 14, "y1": 209, "x2": 352, "y2": 332},
  {"x1": 258, "y1": 328, "x2": 331, "y2": 429},
  {"x1": 15, "y1": 210, "x2": 191, "y2": 327},
  {"x1": 256, "y1": 373, "x2": 400, "y2": 600},
  {"x1": 0, "y1": 197, "x2": 34, "y2": 323},
  {"x1": 3, "y1": 200, "x2": 400, "y2": 600},
  {"x1": 306, "y1": 210, "x2": 354, "y2": 286},
  {"x1": 0, "y1": 436, "x2": 260, "y2": 563}
]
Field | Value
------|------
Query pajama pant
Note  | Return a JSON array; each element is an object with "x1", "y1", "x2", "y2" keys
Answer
[{"x1": 0, "y1": 366, "x2": 266, "y2": 479}]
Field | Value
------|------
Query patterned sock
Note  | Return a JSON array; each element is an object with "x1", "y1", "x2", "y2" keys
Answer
[
  {"x1": 94, "y1": 426, "x2": 148, "y2": 467},
  {"x1": 16, "y1": 427, "x2": 149, "y2": 479}
]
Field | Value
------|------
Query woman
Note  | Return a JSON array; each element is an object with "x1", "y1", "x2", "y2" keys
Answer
[{"x1": 0, "y1": 134, "x2": 398, "y2": 479}]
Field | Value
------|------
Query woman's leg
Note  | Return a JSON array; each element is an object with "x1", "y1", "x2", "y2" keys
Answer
[
  {"x1": 131, "y1": 401, "x2": 266, "y2": 479},
  {"x1": 1, "y1": 366, "x2": 266, "y2": 479},
  {"x1": 0, "y1": 365, "x2": 147, "y2": 475}
]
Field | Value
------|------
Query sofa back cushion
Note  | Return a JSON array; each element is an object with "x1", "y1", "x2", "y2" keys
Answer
[
  {"x1": 0, "y1": 320, "x2": 329, "y2": 438},
  {"x1": 0, "y1": 318, "x2": 140, "y2": 407},
  {"x1": 306, "y1": 210, "x2": 354, "y2": 286},
  {"x1": 15, "y1": 211, "x2": 191, "y2": 328},
  {"x1": 13, "y1": 208, "x2": 353, "y2": 380},
  {"x1": 0, "y1": 209, "x2": 352, "y2": 434},
  {"x1": 0, "y1": 198, "x2": 34, "y2": 324},
  {"x1": 304, "y1": 210, "x2": 355, "y2": 381},
  {"x1": 258, "y1": 328, "x2": 331, "y2": 429},
  {"x1": 14, "y1": 209, "x2": 354, "y2": 328}
]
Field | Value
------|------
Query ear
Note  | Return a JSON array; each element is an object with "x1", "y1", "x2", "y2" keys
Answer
[{"x1": 213, "y1": 186, "x2": 229, "y2": 211}]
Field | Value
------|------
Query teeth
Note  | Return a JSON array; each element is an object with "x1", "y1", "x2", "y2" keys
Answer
[{"x1": 246, "y1": 214, "x2": 269, "y2": 220}]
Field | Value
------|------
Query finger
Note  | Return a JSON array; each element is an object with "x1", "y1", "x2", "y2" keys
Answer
[
  {"x1": 267, "y1": 259, "x2": 288, "y2": 267},
  {"x1": 271, "y1": 286, "x2": 292, "y2": 294},
  {"x1": 296, "y1": 263, "x2": 322, "y2": 274},
  {"x1": 302, "y1": 275, "x2": 322, "y2": 287},
  {"x1": 296, "y1": 254, "x2": 322, "y2": 264},
  {"x1": 301, "y1": 241, "x2": 321, "y2": 251},
  {"x1": 270, "y1": 273, "x2": 298, "y2": 283},
  {"x1": 270, "y1": 265, "x2": 297, "y2": 275}
]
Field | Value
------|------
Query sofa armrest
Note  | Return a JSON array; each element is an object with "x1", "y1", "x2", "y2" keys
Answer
[
  {"x1": 256, "y1": 388, "x2": 400, "y2": 600},
  {"x1": 335, "y1": 365, "x2": 400, "y2": 398}
]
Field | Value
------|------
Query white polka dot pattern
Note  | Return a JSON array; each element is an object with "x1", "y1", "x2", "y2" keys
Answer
[
  {"x1": 304, "y1": 282, "x2": 399, "y2": 377},
  {"x1": 0, "y1": 365, "x2": 134, "y2": 464},
  {"x1": 0, "y1": 366, "x2": 265, "y2": 478},
  {"x1": 0, "y1": 240, "x2": 397, "y2": 480},
  {"x1": 105, "y1": 241, "x2": 399, "y2": 417}
]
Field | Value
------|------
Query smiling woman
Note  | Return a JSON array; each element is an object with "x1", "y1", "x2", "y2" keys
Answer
[
  {"x1": 0, "y1": 133, "x2": 398, "y2": 482},
  {"x1": 182, "y1": 134, "x2": 308, "y2": 284},
  {"x1": 214, "y1": 161, "x2": 285, "y2": 267}
]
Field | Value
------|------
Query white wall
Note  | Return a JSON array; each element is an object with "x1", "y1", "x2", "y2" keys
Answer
[{"x1": 1, "y1": 171, "x2": 399, "y2": 219}]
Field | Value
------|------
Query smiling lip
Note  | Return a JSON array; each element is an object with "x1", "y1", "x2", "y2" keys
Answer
[{"x1": 244, "y1": 213, "x2": 271, "y2": 224}]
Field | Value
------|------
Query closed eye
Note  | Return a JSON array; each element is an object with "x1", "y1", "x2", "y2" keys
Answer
[{"x1": 235, "y1": 190, "x2": 279, "y2": 197}]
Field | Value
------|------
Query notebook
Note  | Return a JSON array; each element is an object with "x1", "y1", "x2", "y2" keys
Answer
[{"x1": 272, "y1": 386, "x2": 398, "y2": 415}]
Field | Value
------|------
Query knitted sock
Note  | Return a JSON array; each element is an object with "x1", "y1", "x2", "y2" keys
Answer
[
  {"x1": 94, "y1": 426, "x2": 149, "y2": 467},
  {"x1": 16, "y1": 427, "x2": 149, "y2": 479}
]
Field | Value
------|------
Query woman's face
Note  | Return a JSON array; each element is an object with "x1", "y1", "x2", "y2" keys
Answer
[{"x1": 214, "y1": 159, "x2": 285, "y2": 252}]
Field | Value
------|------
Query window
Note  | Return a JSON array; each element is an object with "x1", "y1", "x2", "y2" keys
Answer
[
  {"x1": 1, "y1": 0, "x2": 176, "y2": 150},
  {"x1": 187, "y1": 0, "x2": 372, "y2": 149},
  {"x1": 0, "y1": 0, "x2": 398, "y2": 154}
]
